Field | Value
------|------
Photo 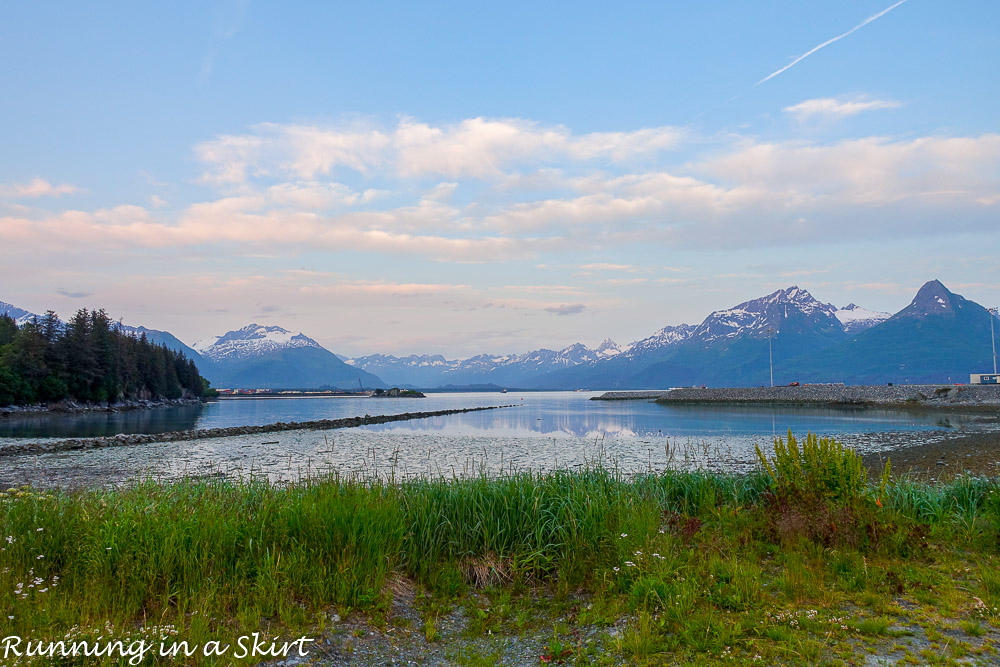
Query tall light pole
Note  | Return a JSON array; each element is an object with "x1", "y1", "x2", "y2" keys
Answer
[
  {"x1": 766, "y1": 327, "x2": 774, "y2": 387},
  {"x1": 991, "y1": 307, "x2": 998, "y2": 374}
]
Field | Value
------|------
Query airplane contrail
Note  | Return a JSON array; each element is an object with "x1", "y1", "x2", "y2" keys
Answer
[{"x1": 756, "y1": 0, "x2": 909, "y2": 86}]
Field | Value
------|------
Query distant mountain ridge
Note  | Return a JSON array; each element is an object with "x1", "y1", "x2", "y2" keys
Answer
[
  {"x1": 3, "y1": 280, "x2": 993, "y2": 389},
  {"x1": 781, "y1": 280, "x2": 999, "y2": 385},
  {"x1": 346, "y1": 340, "x2": 629, "y2": 387}
]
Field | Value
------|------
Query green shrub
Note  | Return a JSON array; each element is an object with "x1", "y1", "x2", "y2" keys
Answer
[{"x1": 756, "y1": 431, "x2": 888, "y2": 505}]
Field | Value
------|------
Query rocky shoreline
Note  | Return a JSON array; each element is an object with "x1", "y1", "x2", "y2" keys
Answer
[
  {"x1": 595, "y1": 385, "x2": 1000, "y2": 410},
  {"x1": 0, "y1": 404, "x2": 516, "y2": 457},
  {"x1": 0, "y1": 396, "x2": 203, "y2": 417}
]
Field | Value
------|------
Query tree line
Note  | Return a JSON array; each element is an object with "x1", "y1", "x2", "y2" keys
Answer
[{"x1": 0, "y1": 308, "x2": 212, "y2": 406}]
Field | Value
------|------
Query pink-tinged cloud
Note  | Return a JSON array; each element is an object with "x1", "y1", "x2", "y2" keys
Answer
[{"x1": 0, "y1": 178, "x2": 78, "y2": 199}]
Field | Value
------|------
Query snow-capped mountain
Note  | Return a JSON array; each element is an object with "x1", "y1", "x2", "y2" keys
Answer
[
  {"x1": 0, "y1": 301, "x2": 41, "y2": 327},
  {"x1": 624, "y1": 324, "x2": 696, "y2": 357},
  {"x1": 191, "y1": 323, "x2": 384, "y2": 389},
  {"x1": 690, "y1": 286, "x2": 842, "y2": 343},
  {"x1": 348, "y1": 287, "x2": 897, "y2": 389},
  {"x1": 834, "y1": 303, "x2": 891, "y2": 333},
  {"x1": 595, "y1": 338, "x2": 623, "y2": 358},
  {"x1": 347, "y1": 339, "x2": 631, "y2": 387},
  {"x1": 195, "y1": 324, "x2": 323, "y2": 362},
  {"x1": 789, "y1": 280, "x2": 999, "y2": 384}
]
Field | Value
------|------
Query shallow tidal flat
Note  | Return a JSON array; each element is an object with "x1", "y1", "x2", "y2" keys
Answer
[{"x1": 2, "y1": 395, "x2": 999, "y2": 488}]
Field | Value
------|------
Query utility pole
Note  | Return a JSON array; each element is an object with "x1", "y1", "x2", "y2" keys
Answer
[
  {"x1": 766, "y1": 327, "x2": 775, "y2": 387},
  {"x1": 991, "y1": 307, "x2": 998, "y2": 374}
]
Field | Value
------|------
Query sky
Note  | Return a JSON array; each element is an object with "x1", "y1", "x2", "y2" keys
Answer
[{"x1": 1, "y1": 1, "x2": 998, "y2": 357}]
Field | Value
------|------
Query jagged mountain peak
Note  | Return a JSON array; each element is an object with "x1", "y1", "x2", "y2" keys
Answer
[
  {"x1": 764, "y1": 286, "x2": 831, "y2": 310},
  {"x1": 692, "y1": 286, "x2": 839, "y2": 343},
  {"x1": 897, "y1": 279, "x2": 962, "y2": 318},
  {"x1": 595, "y1": 338, "x2": 622, "y2": 357},
  {"x1": 197, "y1": 323, "x2": 322, "y2": 362}
]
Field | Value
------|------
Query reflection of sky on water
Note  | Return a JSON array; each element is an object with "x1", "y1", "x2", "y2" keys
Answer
[
  {"x1": 0, "y1": 391, "x2": 965, "y2": 444},
  {"x1": 359, "y1": 397, "x2": 967, "y2": 439},
  {"x1": 0, "y1": 391, "x2": 991, "y2": 489}
]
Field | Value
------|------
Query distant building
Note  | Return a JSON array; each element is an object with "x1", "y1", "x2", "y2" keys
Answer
[{"x1": 970, "y1": 374, "x2": 999, "y2": 384}]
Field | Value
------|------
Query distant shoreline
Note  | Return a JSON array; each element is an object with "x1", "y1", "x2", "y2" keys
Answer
[
  {"x1": 0, "y1": 396, "x2": 203, "y2": 418},
  {"x1": 594, "y1": 384, "x2": 1000, "y2": 411}
]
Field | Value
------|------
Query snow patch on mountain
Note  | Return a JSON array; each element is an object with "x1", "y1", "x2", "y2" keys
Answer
[
  {"x1": 595, "y1": 338, "x2": 622, "y2": 358},
  {"x1": 691, "y1": 287, "x2": 841, "y2": 343},
  {"x1": 197, "y1": 324, "x2": 322, "y2": 362},
  {"x1": 625, "y1": 324, "x2": 696, "y2": 357},
  {"x1": 0, "y1": 301, "x2": 42, "y2": 327},
  {"x1": 193, "y1": 335, "x2": 221, "y2": 353},
  {"x1": 834, "y1": 304, "x2": 891, "y2": 333}
]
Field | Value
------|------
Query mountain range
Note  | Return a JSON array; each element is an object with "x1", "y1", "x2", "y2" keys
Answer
[{"x1": 2, "y1": 280, "x2": 996, "y2": 389}]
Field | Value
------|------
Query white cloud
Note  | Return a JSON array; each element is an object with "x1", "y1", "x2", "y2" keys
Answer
[
  {"x1": 195, "y1": 117, "x2": 684, "y2": 184},
  {"x1": 579, "y1": 263, "x2": 637, "y2": 272},
  {"x1": 0, "y1": 178, "x2": 78, "y2": 199},
  {"x1": 3, "y1": 118, "x2": 998, "y2": 265},
  {"x1": 697, "y1": 134, "x2": 1000, "y2": 207},
  {"x1": 783, "y1": 97, "x2": 902, "y2": 119}
]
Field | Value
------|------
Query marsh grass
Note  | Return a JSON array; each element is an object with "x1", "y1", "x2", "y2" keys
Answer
[{"x1": 2, "y1": 433, "x2": 1000, "y2": 664}]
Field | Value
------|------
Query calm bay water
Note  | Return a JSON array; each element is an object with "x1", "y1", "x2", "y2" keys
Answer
[{"x1": 0, "y1": 392, "x2": 985, "y2": 487}]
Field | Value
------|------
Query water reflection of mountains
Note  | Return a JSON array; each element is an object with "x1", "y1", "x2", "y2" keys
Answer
[
  {"x1": 0, "y1": 397, "x2": 964, "y2": 441},
  {"x1": 0, "y1": 404, "x2": 203, "y2": 439},
  {"x1": 358, "y1": 404, "x2": 960, "y2": 439}
]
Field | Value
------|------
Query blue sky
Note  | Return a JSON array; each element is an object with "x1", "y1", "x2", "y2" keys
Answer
[{"x1": 1, "y1": 1, "x2": 998, "y2": 356}]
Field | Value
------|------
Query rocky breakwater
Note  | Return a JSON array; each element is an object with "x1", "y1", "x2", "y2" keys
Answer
[
  {"x1": 0, "y1": 404, "x2": 517, "y2": 457},
  {"x1": 649, "y1": 385, "x2": 1000, "y2": 409},
  {"x1": 591, "y1": 391, "x2": 673, "y2": 401}
]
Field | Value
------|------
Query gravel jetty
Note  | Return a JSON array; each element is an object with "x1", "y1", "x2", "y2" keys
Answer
[
  {"x1": 594, "y1": 385, "x2": 1000, "y2": 409},
  {"x1": 0, "y1": 404, "x2": 516, "y2": 457}
]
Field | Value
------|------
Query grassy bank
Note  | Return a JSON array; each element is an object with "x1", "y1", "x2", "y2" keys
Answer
[{"x1": 2, "y1": 435, "x2": 1000, "y2": 664}]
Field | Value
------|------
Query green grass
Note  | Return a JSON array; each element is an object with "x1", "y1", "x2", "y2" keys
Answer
[{"x1": 2, "y1": 433, "x2": 1000, "y2": 664}]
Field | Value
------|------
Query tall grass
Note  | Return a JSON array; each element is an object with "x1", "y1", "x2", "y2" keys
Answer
[{"x1": 2, "y1": 435, "x2": 999, "y2": 660}]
